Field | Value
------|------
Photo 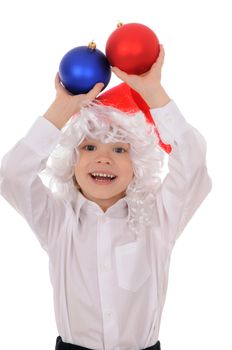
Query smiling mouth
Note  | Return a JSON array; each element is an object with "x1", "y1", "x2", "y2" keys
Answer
[{"x1": 89, "y1": 172, "x2": 117, "y2": 184}]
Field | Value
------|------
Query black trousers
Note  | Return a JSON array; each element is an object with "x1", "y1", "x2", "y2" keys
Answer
[{"x1": 55, "y1": 336, "x2": 161, "y2": 350}]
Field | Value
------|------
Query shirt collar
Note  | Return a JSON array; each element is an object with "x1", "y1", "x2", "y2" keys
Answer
[{"x1": 76, "y1": 190, "x2": 128, "y2": 219}]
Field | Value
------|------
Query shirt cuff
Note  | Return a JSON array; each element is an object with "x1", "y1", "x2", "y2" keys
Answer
[
  {"x1": 150, "y1": 100, "x2": 190, "y2": 145},
  {"x1": 23, "y1": 116, "x2": 62, "y2": 157}
]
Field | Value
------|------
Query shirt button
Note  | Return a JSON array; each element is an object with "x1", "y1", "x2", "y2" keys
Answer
[
  {"x1": 106, "y1": 311, "x2": 113, "y2": 318},
  {"x1": 103, "y1": 262, "x2": 111, "y2": 270}
]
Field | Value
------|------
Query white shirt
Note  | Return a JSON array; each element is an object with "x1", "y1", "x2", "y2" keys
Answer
[{"x1": 0, "y1": 101, "x2": 212, "y2": 350}]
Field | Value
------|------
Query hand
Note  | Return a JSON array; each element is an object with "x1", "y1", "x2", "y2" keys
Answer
[
  {"x1": 112, "y1": 45, "x2": 170, "y2": 108},
  {"x1": 54, "y1": 72, "x2": 104, "y2": 116},
  {"x1": 43, "y1": 74, "x2": 104, "y2": 129}
]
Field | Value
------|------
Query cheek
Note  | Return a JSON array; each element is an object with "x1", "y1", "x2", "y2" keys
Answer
[
  {"x1": 73, "y1": 163, "x2": 84, "y2": 183},
  {"x1": 74, "y1": 156, "x2": 87, "y2": 173},
  {"x1": 122, "y1": 161, "x2": 134, "y2": 180}
]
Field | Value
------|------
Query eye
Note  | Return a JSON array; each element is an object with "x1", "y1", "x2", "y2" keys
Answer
[
  {"x1": 113, "y1": 147, "x2": 127, "y2": 154},
  {"x1": 82, "y1": 145, "x2": 96, "y2": 151}
]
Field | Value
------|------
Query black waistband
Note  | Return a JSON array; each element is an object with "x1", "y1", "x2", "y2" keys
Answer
[{"x1": 55, "y1": 336, "x2": 161, "y2": 350}]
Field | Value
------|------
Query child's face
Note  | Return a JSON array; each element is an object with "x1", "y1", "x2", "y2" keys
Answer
[{"x1": 74, "y1": 138, "x2": 134, "y2": 211}]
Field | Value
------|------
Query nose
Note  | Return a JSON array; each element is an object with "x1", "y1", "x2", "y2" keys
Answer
[
  {"x1": 95, "y1": 151, "x2": 112, "y2": 165},
  {"x1": 96, "y1": 157, "x2": 112, "y2": 165}
]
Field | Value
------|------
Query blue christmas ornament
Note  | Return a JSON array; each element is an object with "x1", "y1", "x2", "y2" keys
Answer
[{"x1": 59, "y1": 42, "x2": 111, "y2": 95}]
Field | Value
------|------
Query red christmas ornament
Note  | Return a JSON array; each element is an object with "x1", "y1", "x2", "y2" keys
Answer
[{"x1": 105, "y1": 23, "x2": 160, "y2": 75}]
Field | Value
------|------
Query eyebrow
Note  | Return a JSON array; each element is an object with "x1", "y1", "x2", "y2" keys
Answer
[
  {"x1": 79, "y1": 140, "x2": 130, "y2": 149},
  {"x1": 79, "y1": 139, "x2": 96, "y2": 146},
  {"x1": 114, "y1": 143, "x2": 130, "y2": 149}
]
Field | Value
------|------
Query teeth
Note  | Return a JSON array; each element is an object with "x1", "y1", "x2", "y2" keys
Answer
[{"x1": 91, "y1": 172, "x2": 115, "y2": 179}]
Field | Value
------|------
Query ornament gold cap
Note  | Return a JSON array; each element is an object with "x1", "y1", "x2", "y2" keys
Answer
[
  {"x1": 117, "y1": 21, "x2": 123, "y2": 28},
  {"x1": 88, "y1": 41, "x2": 96, "y2": 50}
]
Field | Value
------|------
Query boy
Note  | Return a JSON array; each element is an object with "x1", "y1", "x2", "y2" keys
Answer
[{"x1": 0, "y1": 45, "x2": 212, "y2": 349}]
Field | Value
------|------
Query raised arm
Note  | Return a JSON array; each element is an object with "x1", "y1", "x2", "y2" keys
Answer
[
  {"x1": 151, "y1": 101, "x2": 212, "y2": 245},
  {"x1": 0, "y1": 75, "x2": 103, "y2": 250},
  {"x1": 0, "y1": 117, "x2": 69, "y2": 251},
  {"x1": 112, "y1": 44, "x2": 212, "y2": 244}
]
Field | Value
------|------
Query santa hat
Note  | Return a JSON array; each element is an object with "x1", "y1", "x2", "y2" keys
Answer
[{"x1": 97, "y1": 83, "x2": 171, "y2": 153}]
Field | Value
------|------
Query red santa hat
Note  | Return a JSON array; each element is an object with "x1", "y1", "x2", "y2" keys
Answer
[{"x1": 97, "y1": 83, "x2": 171, "y2": 153}]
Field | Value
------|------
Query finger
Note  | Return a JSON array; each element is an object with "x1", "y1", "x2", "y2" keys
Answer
[
  {"x1": 156, "y1": 44, "x2": 165, "y2": 66},
  {"x1": 55, "y1": 72, "x2": 65, "y2": 92},
  {"x1": 149, "y1": 45, "x2": 165, "y2": 71},
  {"x1": 55, "y1": 72, "x2": 61, "y2": 89},
  {"x1": 86, "y1": 82, "x2": 104, "y2": 100},
  {"x1": 159, "y1": 44, "x2": 165, "y2": 56}
]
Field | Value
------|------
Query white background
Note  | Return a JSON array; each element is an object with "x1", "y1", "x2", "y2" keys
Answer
[{"x1": 0, "y1": 0, "x2": 231, "y2": 349}]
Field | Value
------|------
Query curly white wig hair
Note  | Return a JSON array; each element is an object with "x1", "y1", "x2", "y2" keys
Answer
[{"x1": 42, "y1": 102, "x2": 164, "y2": 236}]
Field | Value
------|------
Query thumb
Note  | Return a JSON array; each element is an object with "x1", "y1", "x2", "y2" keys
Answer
[{"x1": 86, "y1": 82, "x2": 104, "y2": 100}]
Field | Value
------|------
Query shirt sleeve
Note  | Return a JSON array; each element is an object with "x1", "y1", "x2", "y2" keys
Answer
[
  {"x1": 150, "y1": 100, "x2": 212, "y2": 246},
  {"x1": 0, "y1": 116, "x2": 73, "y2": 252}
]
